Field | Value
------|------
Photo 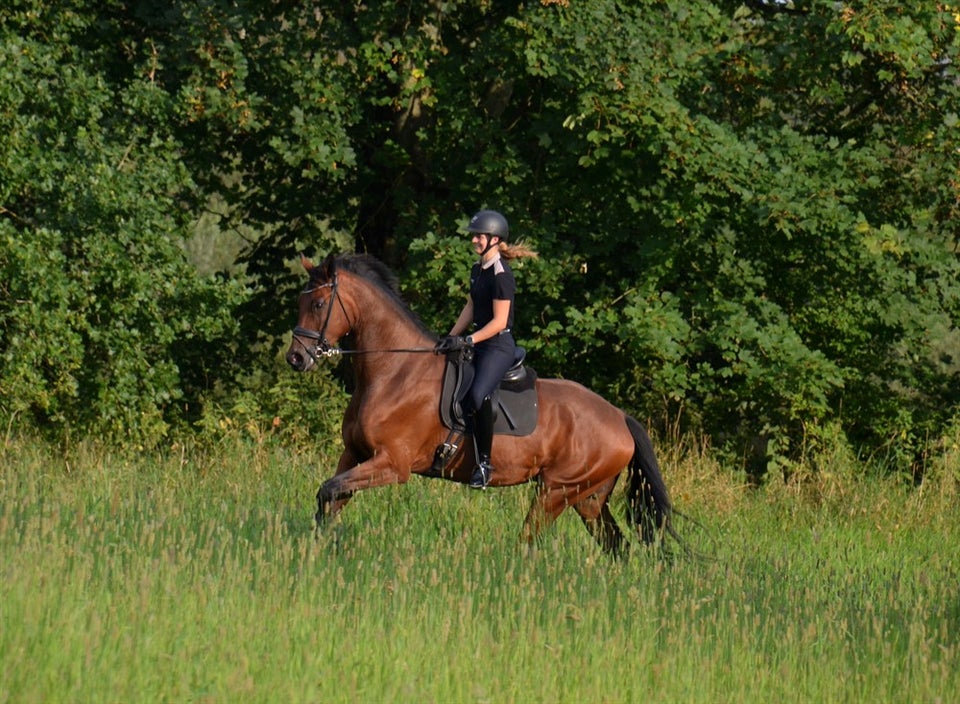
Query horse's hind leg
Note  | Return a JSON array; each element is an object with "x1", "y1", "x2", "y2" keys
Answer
[
  {"x1": 573, "y1": 479, "x2": 625, "y2": 556},
  {"x1": 520, "y1": 482, "x2": 571, "y2": 546},
  {"x1": 521, "y1": 478, "x2": 623, "y2": 554}
]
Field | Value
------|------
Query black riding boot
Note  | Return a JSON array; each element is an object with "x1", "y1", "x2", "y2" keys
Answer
[{"x1": 470, "y1": 397, "x2": 495, "y2": 489}]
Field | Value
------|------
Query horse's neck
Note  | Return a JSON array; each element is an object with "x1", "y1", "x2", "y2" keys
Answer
[
  {"x1": 352, "y1": 294, "x2": 429, "y2": 351},
  {"x1": 350, "y1": 281, "x2": 434, "y2": 381}
]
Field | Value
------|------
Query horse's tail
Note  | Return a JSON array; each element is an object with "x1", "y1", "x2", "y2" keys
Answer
[{"x1": 625, "y1": 415, "x2": 679, "y2": 546}]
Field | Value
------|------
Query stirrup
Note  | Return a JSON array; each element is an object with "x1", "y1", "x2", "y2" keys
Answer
[
  {"x1": 469, "y1": 462, "x2": 493, "y2": 490},
  {"x1": 431, "y1": 430, "x2": 464, "y2": 474}
]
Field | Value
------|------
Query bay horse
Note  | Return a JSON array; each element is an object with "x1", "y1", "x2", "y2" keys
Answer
[{"x1": 286, "y1": 253, "x2": 677, "y2": 554}]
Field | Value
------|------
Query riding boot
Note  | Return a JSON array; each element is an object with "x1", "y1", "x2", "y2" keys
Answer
[{"x1": 470, "y1": 397, "x2": 495, "y2": 489}]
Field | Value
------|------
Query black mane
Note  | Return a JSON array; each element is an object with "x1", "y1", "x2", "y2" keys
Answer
[
  {"x1": 320, "y1": 253, "x2": 437, "y2": 340},
  {"x1": 334, "y1": 253, "x2": 401, "y2": 296}
]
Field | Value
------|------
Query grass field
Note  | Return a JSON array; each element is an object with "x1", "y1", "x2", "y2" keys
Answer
[{"x1": 2, "y1": 435, "x2": 958, "y2": 703}]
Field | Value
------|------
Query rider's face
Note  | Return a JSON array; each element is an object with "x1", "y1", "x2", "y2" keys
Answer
[{"x1": 471, "y1": 233, "x2": 496, "y2": 257}]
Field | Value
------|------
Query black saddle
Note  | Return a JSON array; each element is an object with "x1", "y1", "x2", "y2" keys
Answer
[{"x1": 439, "y1": 346, "x2": 539, "y2": 437}]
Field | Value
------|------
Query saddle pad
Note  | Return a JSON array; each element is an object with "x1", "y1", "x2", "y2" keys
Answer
[{"x1": 439, "y1": 355, "x2": 538, "y2": 437}]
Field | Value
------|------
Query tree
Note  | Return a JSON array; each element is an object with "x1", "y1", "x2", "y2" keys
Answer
[
  {"x1": 2, "y1": 0, "x2": 957, "y2": 474},
  {"x1": 0, "y1": 1, "x2": 244, "y2": 446}
]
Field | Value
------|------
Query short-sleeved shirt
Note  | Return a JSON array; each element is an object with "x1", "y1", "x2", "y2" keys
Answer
[{"x1": 470, "y1": 255, "x2": 516, "y2": 332}]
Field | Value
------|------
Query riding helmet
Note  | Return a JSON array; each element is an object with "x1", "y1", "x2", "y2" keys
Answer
[{"x1": 466, "y1": 209, "x2": 509, "y2": 241}]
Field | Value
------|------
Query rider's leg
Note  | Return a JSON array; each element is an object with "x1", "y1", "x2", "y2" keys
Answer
[
  {"x1": 470, "y1": 396, "x2": 495, "y2": 489},
  {"x1": 468, "y1": 341, "x2": 514, "y2": 489}
]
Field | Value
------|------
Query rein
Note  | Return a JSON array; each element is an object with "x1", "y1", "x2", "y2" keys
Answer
[
  {"x1": 308, "y1": 345, "x2": 436, "y2": 357},
  {"x1": 291, "y1": 324, "x2": 433, "y2": 357}
]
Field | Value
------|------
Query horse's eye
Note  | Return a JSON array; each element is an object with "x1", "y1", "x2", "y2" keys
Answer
[{"x1": 312, "y1": 298, "x2": 325, "y2": 313}]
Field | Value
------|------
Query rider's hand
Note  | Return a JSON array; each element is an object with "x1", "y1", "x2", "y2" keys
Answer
[{"x1": 434, "y1": 335, "x2": 473, "y2": 354}]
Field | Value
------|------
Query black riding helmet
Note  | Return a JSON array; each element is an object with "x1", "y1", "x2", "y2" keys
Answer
[{"x1": 466, "y1": 209, "x2": 509, "y2": 242}]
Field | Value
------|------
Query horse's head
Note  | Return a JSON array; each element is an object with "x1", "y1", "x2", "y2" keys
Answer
[{"x1": 286, "y1": 254, "x2": 353, "y2": 372}]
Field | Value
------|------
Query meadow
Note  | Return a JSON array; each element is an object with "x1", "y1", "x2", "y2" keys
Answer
[{"x1": 2, "y1": 433, "x2": 958, "y2": 703}]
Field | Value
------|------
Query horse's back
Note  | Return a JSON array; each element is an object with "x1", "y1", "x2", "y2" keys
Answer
[
  {"x1": 537, "y1": 376, "x2": 626, "y2": 417},
  {"x1": 499, "y1": 376, "x2": 636, "y2": 486},
  {"x1": 532, "y1": 377, "x2": 633, "y2": 446}
]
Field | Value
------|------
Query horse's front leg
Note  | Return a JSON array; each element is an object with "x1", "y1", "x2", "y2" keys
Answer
[
  {"x1": 315, "y1": 450, "x2": 406, "y2": 525},
  {"x1": 316, "y1": 486, "x2": 353, "y2": 526},
  {"x1": 316, "y1": 448, "x2": 359, "y2": 525}
]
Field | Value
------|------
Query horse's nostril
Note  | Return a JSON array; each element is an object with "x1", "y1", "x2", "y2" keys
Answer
[{"x1": 287, "y1": 352, "x2": 304, "y2": 370}]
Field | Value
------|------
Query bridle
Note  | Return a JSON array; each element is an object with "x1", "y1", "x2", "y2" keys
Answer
[
  {"x1": 290, "y1": 272, "x2": 433, "y2": 361},
  {"x1": 291, "y1": 273, "x2": 347, "y2": 360}
]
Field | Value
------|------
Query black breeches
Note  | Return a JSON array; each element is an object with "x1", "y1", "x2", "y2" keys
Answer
[{"x1": 468, "y1": 342, "x2": 515, "y2": 412}]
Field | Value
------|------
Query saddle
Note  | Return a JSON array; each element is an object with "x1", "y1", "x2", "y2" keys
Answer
[
  {"x1": 439, "y1": 346, "x2": 538, "y2": 436},
  {"x1": 430, "y1": 346, "x2": 539, "y2": 475}
]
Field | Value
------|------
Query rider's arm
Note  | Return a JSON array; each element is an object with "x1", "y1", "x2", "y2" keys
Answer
[
  {"x1": 449, "y1": 297, "x2": 474, "y2": 336},
  {"x1": 467, "y1": 299, "x2": 510, "y2": 344}
]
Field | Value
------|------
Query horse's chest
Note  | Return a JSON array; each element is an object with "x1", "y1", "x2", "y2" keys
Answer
[{"x1": 346, "y1": 386, "x2": 431, "y2": 450}]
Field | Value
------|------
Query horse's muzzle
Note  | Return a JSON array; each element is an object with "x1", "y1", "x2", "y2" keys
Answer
[
  {"x1": 286, "y1": 349, "x2": 313, "y2": 372},
  {"x1": 288, "y1": 326, "x2": 329, "y2": 371}
]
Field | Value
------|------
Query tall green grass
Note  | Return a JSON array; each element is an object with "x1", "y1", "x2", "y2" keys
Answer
[{"x1": 2, "y1": 435, "x2": 958, "y2": 703}]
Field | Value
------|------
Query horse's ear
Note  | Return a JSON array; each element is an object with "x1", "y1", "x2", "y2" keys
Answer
[
  {"x1": 300, "y1": 253, "x2": 314, "y2": 272},
  {"x1": 321, "y1": 253, "x2": 337, "y2": 279}
]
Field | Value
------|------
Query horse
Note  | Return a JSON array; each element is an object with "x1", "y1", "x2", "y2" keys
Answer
[{"x1": 286, "y1": 252, "x2": 677, "y2": 555}]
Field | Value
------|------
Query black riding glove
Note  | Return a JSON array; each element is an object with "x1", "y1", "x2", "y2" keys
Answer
[{"x1": 434, "y1": 335, "x2": 472, "y2": 354}]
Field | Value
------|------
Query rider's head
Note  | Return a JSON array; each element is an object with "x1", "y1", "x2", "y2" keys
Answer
[{"x1": 466, "y1": 209, "x2": 509, "y2": 257}]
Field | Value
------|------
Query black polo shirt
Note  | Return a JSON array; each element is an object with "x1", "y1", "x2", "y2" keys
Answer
[{"x1": 470, "y1": 255, "x2": 516, "y2": 331}]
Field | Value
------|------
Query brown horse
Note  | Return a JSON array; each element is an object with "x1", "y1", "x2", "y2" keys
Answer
[{"x1": 286, "y1": 253, "x2": 676, "y2": 554}]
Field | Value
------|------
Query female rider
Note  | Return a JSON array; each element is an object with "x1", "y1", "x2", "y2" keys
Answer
[{"x1": 435, "y1": 209, "x2": 537, "y2": 488}]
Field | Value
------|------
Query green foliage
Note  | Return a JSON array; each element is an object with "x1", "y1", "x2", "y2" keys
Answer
[
  {"x1": 1, "y1": 1, "x2": 958, "y2": 472},
  {"x1": 475, "y1": 0, "x2": 960, "y2": 473},
  {"x1": 0, "y1": 2, "x2": 246, "y2": 447},
  {"x1": 195, "y1": 353, "x2": 348, "y2": 448}
]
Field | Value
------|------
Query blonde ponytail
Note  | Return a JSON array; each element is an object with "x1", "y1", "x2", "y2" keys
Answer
[{"x1": 499, "y1": 241, "x2": 539, "y2": 260}]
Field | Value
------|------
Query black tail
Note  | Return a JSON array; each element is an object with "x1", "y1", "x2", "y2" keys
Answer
[{"x1": 625, "y1": 415, "x2": 678, "y2": 546}]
